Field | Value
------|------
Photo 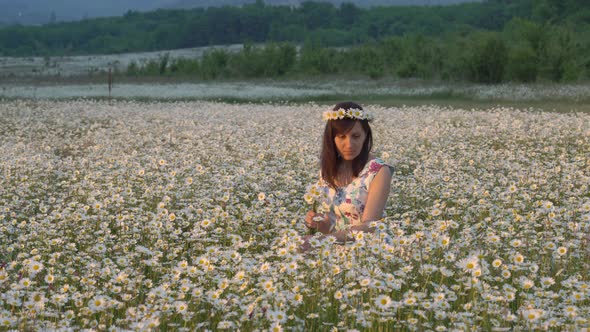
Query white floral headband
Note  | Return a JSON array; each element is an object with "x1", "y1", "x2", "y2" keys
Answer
[{"x1": 322, "y1": 108, "x2": 374, "y2": 122}]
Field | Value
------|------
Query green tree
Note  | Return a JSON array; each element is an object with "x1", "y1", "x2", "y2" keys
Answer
[
  {"x1": 394, "y1": 34, "x2": 440, "y2": 79},
  {"x1": 300, "y1": 1, "x2": 336, "y2": 30},
  {"x1": 506, "y1": 45, "x2": 538, "y2": 82},
  {"x1": 538, "y1": 25, "x2": 581, "y2": 81},
  {"x1": 272, "y1": 43, "x2": 297, "y2": 76},
  {"x1": 338, "y1": 3, "x2": 361, "y2": 28},
  {"x1": 379, "y1": 36, "x2": 403, "y2": 75},
  {"x1": 464, "y1": 32, "x2": 508, "y2": 83}
]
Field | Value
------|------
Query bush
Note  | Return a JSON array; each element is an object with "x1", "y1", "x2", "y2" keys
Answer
[
  {"x1": 200, "y1": 49, "x2": 230, "y2": 79},
  {"x1": 560, "y1": 61, "x2": 580, "y2": 82},
  {"x1": 227, "y1": 44, "x2": 264, "y2": 77},
  {"x1": 126, "y1": 61, "x2": 140, "y2": 76},
  {"x1": 159, "y1": 53, "x2": 170, "y2": 75},
  {"x1": 299, "y1": 45, "x2": 340, "y2": 75},
  {"x1": 169, "y1": 58, "x2": 200, "y2": 75},
  {"x1": 142, "y1": 59, "x2": 160, "y2": 76}
]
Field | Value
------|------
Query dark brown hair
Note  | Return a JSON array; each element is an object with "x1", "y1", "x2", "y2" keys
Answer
[{"x1": 321, "y1": 101, "x2": 373, "y2": 188}]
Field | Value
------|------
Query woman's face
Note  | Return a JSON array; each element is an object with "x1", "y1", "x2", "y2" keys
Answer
[{"x1": 334, "y1": 121, "x2": 366, "y2": 161}]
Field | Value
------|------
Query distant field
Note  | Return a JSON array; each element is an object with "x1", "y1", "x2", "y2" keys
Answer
[
  {"x1": 0, "y1": 44, "x2": 244, "y2": 77},
  {"x1": 1, "y1": 78, "x2": 590, "y2": 113},
  {"x1": 2, "y1": 45, "x2": 589, "y2": 112}
]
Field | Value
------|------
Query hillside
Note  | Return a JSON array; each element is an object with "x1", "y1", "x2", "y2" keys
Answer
[
  {"x1": 167, "y1": 0, "x2": 482, "y2": 9},
  {"x1": 0, "y1": 0, "x2": 481, "y2": 26},
  {"x1": 0, "y1": 0, "x2": 176, "y2": 25},
  {"x1": 0, "y1": 0, "x2": 540, "y2": 56},
  {"x1": 0, "y1": 0, "x2": 588, "y2": 84}
]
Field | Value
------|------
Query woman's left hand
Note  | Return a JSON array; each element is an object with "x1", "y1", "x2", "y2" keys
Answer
[{"x1": 299, "y1": 235, "x2": 313, "y2": 252}]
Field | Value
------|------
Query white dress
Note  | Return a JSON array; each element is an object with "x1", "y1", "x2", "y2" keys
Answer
[{"x1": 313, "y1": 158, "x2": 394, "y2": 232}]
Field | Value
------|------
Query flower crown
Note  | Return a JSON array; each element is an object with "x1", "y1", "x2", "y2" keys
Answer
[{"x1": 322, "y1": 108, "x2": 374, "y2": 122}]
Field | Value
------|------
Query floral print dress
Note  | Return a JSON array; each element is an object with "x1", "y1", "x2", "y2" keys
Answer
[{"x1": 315, "y1": 158, "x2": 394, "y2": 232}]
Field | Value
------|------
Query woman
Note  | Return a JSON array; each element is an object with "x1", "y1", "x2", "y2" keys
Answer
[{"x1": 301, "y1": 101, "x2": 393, "y2": 250}]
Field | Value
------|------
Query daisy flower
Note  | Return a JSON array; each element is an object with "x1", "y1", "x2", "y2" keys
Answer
[
  {"x1": 492, "y1": 259, "x2": 502, "y2": 268},
  {"x1": 375, "y1": 294, "x2": 392, "y2": 310},
  {"x1": 28, "y1": 260, "x2": 44, "y2": 275},
  {"x1": 556, "y1": 246, "x2": 567, "y2": 256},
  {"x1": 540, "y1": 277, "x2": 555, "y2": 288},
  {"x1": 456, "y1": 256, "x2": 479, "y2": 273},
  {"x1": 522, "y1": 308, "x2": 543, "y2": 322},
  {"x1": 513, "y1": 253, "x2": 525, "y2": 264}
]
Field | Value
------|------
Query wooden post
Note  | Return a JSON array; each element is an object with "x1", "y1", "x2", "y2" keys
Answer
[{"x1": 108, "y1": 67, "x2": 113, "y2": 99}]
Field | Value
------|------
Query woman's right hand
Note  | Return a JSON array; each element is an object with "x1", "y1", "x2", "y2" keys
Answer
[{"x1": 304, "y1": 211, "x2": 332, "y2": 234}]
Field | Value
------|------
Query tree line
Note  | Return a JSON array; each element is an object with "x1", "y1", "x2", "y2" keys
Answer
[
  {"x1": 1, "y1": 0, "x2": 588, "y2": 56},
  {"x1": 1, "y1": 0, "x2": 589, "y2": 83},
  {"x1": 128, "y1": 17, "x2": 588, "y2": 83}
]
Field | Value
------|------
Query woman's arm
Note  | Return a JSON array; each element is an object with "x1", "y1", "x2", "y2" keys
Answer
[{"x1": 361, "y1": 165, "x2": 393, "y2": 222}]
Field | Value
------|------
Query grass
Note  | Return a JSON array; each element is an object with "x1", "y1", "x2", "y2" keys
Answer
[
  {"x1": 2, "y1": 75, "x2": 590, "y2": 113},
  {"x1": 3, "y1": 93, "x2": 589, "y2": 114},
  {"x1": 39, "y1": 93, "x2": 590, "y2": 113}
]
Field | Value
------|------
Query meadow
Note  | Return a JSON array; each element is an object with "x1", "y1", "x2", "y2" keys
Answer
[
  {"x1": 0, "y1": 45, "x2": 244, "y2": 78},
  {"x1": 3, "y1": 79, "x2": 590, "y2": 106},
  {"x1": 0, "y1": 99, "x2": 589, "y2": 331}
]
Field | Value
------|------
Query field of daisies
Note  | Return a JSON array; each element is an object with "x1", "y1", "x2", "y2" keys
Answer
[{"x1": 0, "y1": 99, "x2": 589, "y2": 331}]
